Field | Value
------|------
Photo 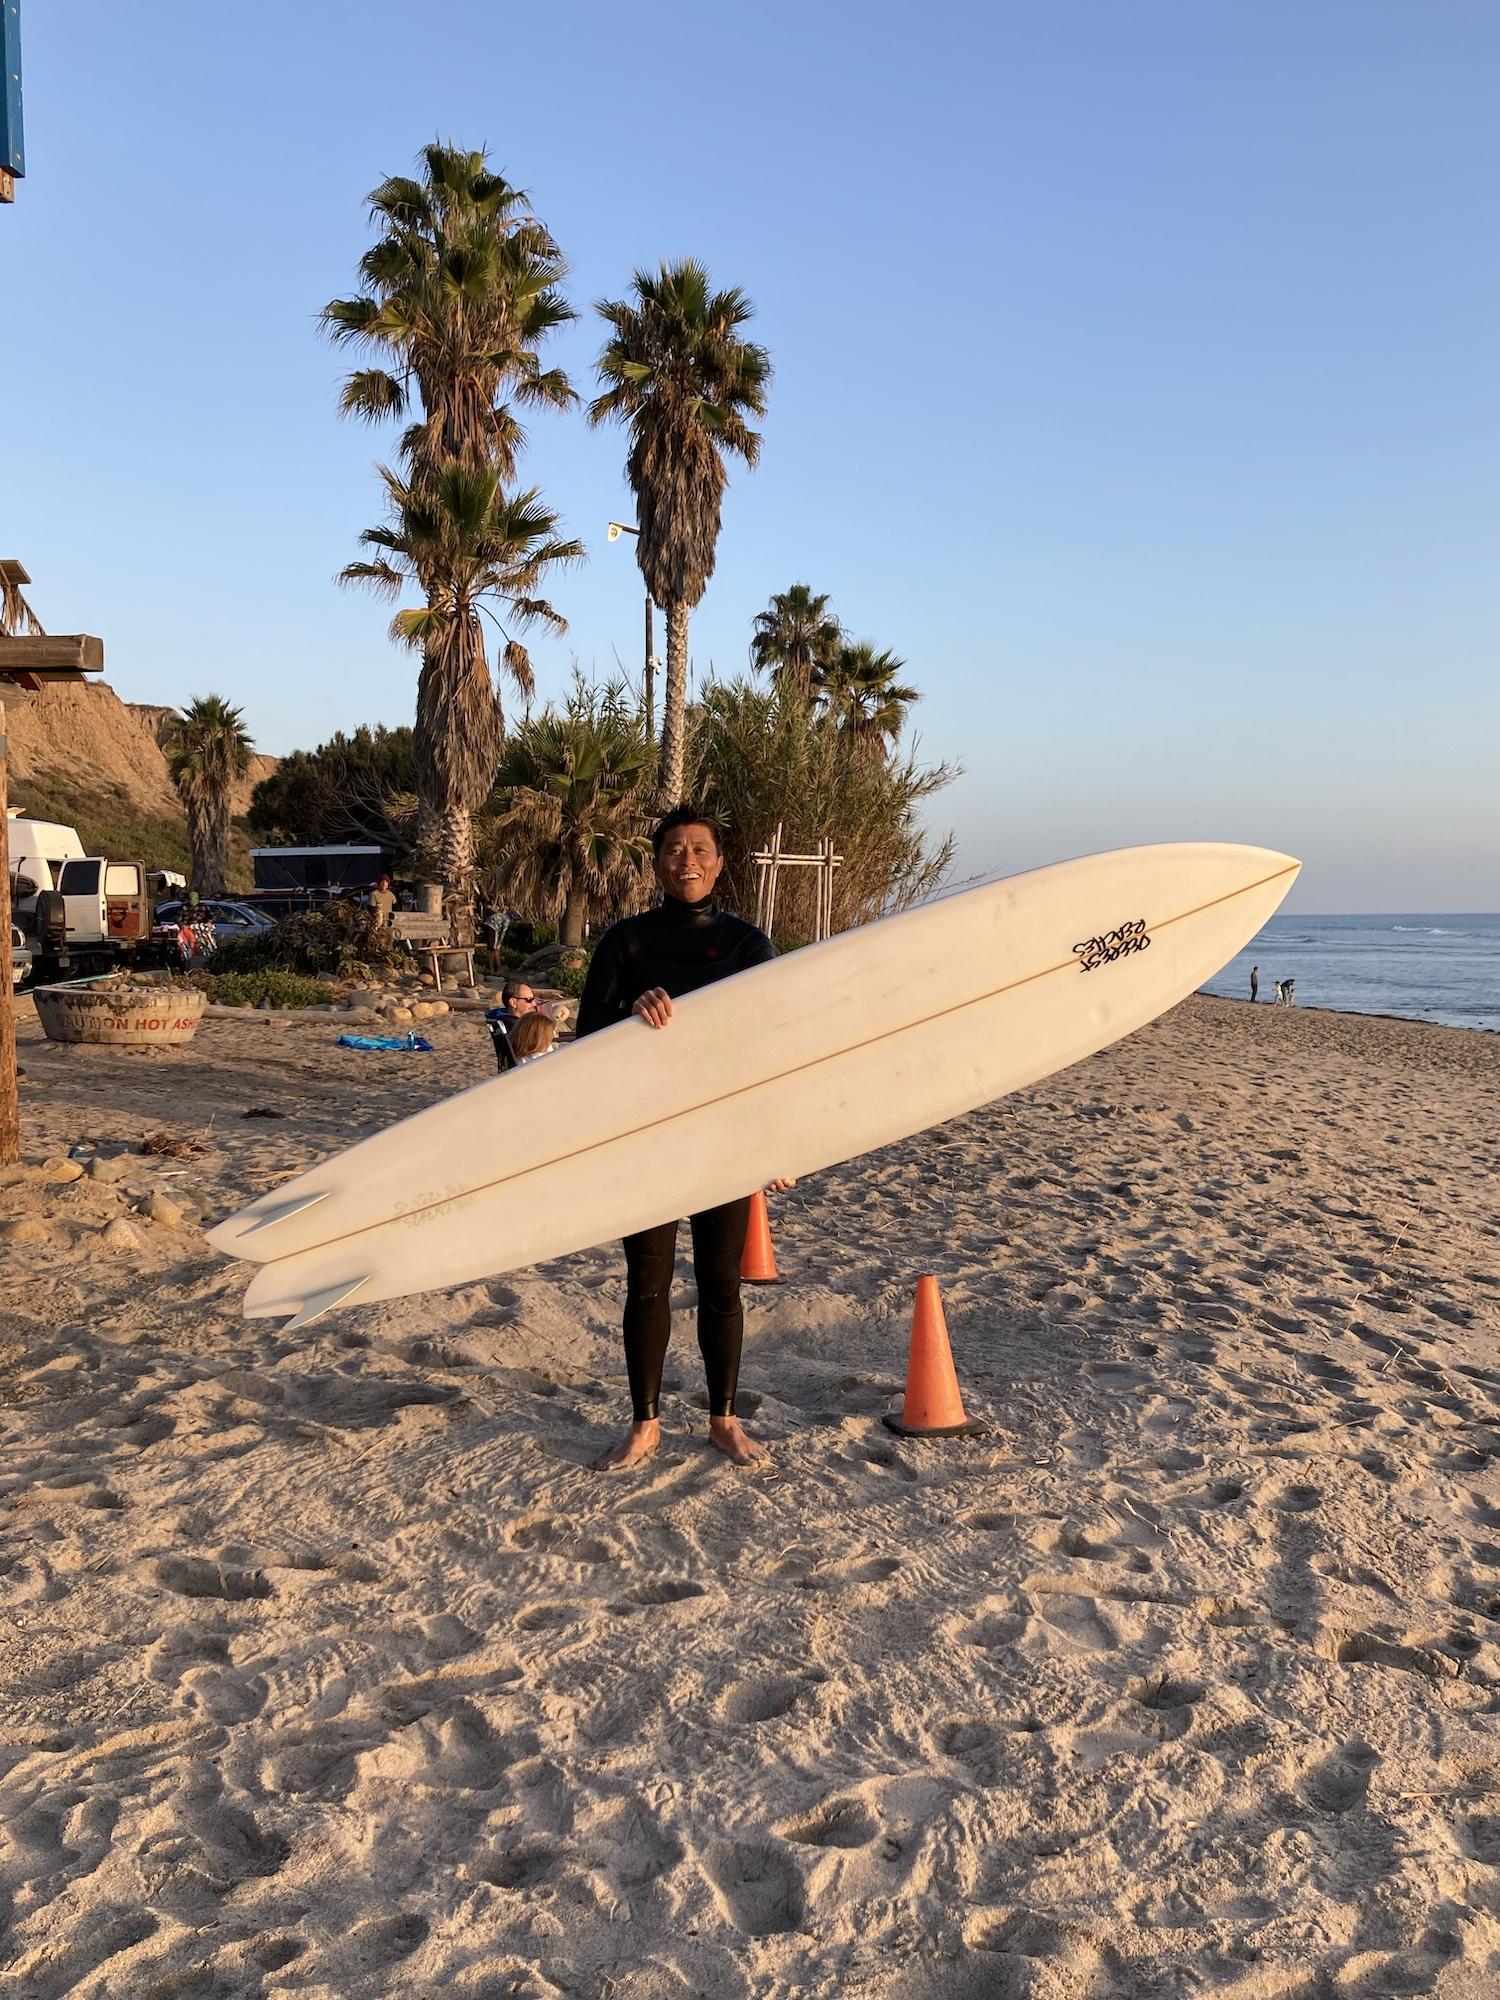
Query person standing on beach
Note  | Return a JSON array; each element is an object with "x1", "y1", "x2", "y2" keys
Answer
[
  {"x1": 1250, "y1": 964, "x2": 1259, "y2": 1002},
  {"x1": 577, "y1": 804, "x2": 791, "y2": 1471},
  {"x1": 370, "y1": 875, "x2": 397, "y2": 930}
]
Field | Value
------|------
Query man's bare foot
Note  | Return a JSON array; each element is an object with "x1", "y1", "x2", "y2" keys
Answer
[
  {"x1": 593, "y1": 1419, "x2": 660, "y2": 1470},
  {"x1": 708, "y1": 1415, "x2": 769, "y2": 1467}
]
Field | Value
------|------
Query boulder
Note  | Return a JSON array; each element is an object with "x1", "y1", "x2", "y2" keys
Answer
[
  {"x1": 2, "y1": 1217, "x2": 51, "y2": 1245},
  {"x1": 41, "y1": 1157, "x2": 85, "y2": 1184},
  {"x1": 86, "y1": 1155, "x2": 128, "y2": 1185},
  {"x1": 140, "y1": 1193, "x2": 185, "y2": 1228},
  {"x1": 101, "y1": 1218, "x2": 140, "y2": 1251}
]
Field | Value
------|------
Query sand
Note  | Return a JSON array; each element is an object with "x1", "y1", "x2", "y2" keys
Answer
[{"x1": 2, "y1": 994, "x2": 1499, "y2": 1999}]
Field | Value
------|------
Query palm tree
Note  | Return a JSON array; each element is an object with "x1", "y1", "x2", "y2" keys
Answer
[
  {"x1": 324, "y1": 142, "x2": 575, "y2": 485},
  {"x1": 0, "y1": 570, "x2": 43, "y2": 638},
  {"x1": 750, "y1": 584, "x2": 841, "y2": 701},
  {"x1": 590, "y1": 261, "x2": 771, "y2": 806},
  {"x1": 342, "y1": 459, "x2": 582, "y2": 902},
  {"x1": 815, "y1": 642, "x2": 920, "y2": 758},
  {"x1": 325, "y1": 143, "x2": 576, "y2": 910},
  {"x1": 167, "y1": 696, "x2": 253, "y2": 897},
  {"x1": 487, "y1": 676, "x2": 655, "y2": 946}
]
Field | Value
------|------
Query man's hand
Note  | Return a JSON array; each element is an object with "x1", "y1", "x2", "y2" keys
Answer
[
  {"x1": 765, "y1": 1178, "x2": 796, "y2": 1194},
  {"x1": 632, "y1": 987, "x2": 674, "y2": 1029}
]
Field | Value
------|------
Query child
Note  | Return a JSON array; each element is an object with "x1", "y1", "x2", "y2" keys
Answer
[{"x1": 508, "y1": 1012, "x2": 556, "y2": 1066}]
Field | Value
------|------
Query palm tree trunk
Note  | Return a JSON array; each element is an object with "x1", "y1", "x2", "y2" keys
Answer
[
  {"x1": 560, "y1": 878, "x2": 588, "y2": 948},
  {"x1": 658, "y1": 598, "x2": 690, "y2": 806},
  {"x1": 187, "y1": 798, "x2": 229, "y2": 897},
  {"x1": 417, "y1": 796, "x2": 473, "y2": 918}
]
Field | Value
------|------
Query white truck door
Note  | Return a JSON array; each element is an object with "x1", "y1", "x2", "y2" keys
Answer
[{"x1": 57, "y1": 858, "x2": 106, "y2": 943}]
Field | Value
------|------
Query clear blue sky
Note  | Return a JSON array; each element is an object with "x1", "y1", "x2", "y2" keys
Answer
[{"x1": 6, "y1": 1, "x2": 1497, "y2": 909}]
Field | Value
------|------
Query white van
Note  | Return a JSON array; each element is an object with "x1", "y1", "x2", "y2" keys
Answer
[{"x1": 7, "y1": 810, "x2": 87, "y2": 918}]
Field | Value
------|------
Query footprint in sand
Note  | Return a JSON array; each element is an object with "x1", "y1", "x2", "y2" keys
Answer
[
  {"x1": 154, "y1": 1555, "x2": 272, "y2": 1602},
  {"x1": 514, "y1": 1602, "x2": 581, "y2": 1632},
  {"x1": 1300, "y1": 1739, "x2": 1379, "y2": 1813},
  {"x1": 957, "y1": 1606, "x2": 1028, "y2": 1651},
  {"x1": 779, "y1": 1796, "x2": 878, "y2": 1849},
  {"x1": 702, "y1": 1838, "x2": 805, "y2": 1935},
  {"x1": 1320, "y1": 1626, "x2": 1459, "y2": 1680},
  {"x1": 806, "y1": 1555, "x2": 901, "y2": 1591},
  {"x1": 715, "y1": 1675, "x2": 807, "y2": 1725},
  {"x1": 474, "y1": 1836, "x2": 569, "y2": 1890}
]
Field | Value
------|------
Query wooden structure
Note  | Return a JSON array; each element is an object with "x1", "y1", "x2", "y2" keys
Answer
[
  {"x1": 390, "y1": 912, "x2": 476, "y2": 993},
  {"x1": 751, "y1": 822, "x2": 844, "y2": 944},
  {"x1": 0, "y1": 559, "x2": 105, "y2": 1163}
]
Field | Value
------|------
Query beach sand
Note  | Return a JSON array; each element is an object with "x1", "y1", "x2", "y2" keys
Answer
[{"x1": 2, "y1": 993, "x2": 1499, "y2": 1998}]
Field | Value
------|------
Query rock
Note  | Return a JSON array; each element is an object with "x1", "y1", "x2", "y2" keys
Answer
[
  {"x1": 41, "y1": 1157, "x2": 85, "y2": 1184},
  {"x1": 343, "y1": 1007, "x2": 378, "y2": 1026},
  {"x1": 387, "y1": 1006, "x2": 414, "y2": 1025},
  {"x1": 101, "y1": 1218, "x2": 140, "y2": 1251},
  {"x1": 140, "y1": 1193, "x2": 184, "y2": 1228},
  {"x1": 86, "y1": 1155, "x2": 128, "y2": 1185},
  {"x1": 418, "y1": 973, "x2": 437, "y2": 988},
  {"x1": 2, "y1": 1217, "x2": 51, "y2": 1245},
  {"x1": 427, "y1": 1000, "x2": 449, "y2": 1016}
]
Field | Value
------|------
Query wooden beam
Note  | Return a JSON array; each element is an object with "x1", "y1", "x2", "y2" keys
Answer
[
  {"x1": 0, "y1": 633, "x2": 104, "y2": 677},
  {"x1": 0, "y1": 169, "x2": 13, "y2": 205},
  {"x1": 0, "y1": 559, "x2": 31, "y2": 586}
]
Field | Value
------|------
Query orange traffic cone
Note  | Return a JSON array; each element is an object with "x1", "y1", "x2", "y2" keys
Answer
[
  {"x1": 882, "y1": 1275, "x2": 985, "y2": 1438},
  {"x1": 741, "y1": 1189, "x2": 780, "y2": 1284}
]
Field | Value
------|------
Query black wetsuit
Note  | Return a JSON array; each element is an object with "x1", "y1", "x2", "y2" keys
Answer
[{"x1": 577, "y1": 896, "x2": 775, "y2": 1420}]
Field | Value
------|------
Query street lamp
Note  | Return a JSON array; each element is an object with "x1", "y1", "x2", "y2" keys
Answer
[{"x1": 606, "y1": 522, "x2": 658, "y2": 739}]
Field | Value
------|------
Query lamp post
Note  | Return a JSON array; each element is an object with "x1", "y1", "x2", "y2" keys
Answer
[{"x1": 606, "y1": 522, "x2": 658, "y2": 740}]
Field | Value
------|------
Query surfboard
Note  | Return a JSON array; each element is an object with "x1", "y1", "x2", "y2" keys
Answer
[{"x1": 208, "y1": 842, "x2": 1299, "y2": 1326}]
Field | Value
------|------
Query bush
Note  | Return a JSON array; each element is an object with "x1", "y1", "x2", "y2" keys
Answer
[
  {"x1": 205, "y1": 930, "x2": 282, "y2": 975},
  {"x1": 688, "y1": 679, "x2": 957, "y2": 937},
  {"x1": 549, "y1": 945, "x2": 594, "y2": 998},
  {"x1": 202, "y1": 901, "x2": 400, "y2": 980},
  {"x1": 273, "y1": 900, "x2": 399, "y2": 976},
  {"x1": 194, "y1": 970, "x2": 335, "y2": 1009}
]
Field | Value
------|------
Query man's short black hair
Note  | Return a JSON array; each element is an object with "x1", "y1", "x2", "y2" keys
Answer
[{"x1": 651, "y1": 803, "x2": 724, "y2": 858}]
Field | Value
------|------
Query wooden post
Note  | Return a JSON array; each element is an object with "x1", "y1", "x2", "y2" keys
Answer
[
  {"x1": 763, "y1": 822, "x2": 783, "y2": 941},
  {"x1": 0, "y1": 694, "x2": 18, "y2": 1164}
]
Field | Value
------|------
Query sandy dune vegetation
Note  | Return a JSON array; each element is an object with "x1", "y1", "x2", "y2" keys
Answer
[{"x1": 2, "y1": 994, "x2": 1499, "y2": 1998}]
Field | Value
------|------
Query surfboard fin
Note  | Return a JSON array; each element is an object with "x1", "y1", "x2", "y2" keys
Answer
[
  {"x1": 280, "y1": 1275, "x2": 370, "y2": 1332},
  {"x1": 240, "y1": 1189, "x2": 332, "y2": 1238}
]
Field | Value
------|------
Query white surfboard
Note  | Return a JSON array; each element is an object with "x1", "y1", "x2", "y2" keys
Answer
[{"x1": 209, "y1": 843, "x2": 1298, "y2": 1325}]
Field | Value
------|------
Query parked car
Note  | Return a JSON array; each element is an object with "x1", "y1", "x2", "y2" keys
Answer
[
  {"x1": 10, "y1": 923, "x2": 31, "y2": 988},
  {"x1": 153, "y1": 899, "x2": 277, "y2": 949}
]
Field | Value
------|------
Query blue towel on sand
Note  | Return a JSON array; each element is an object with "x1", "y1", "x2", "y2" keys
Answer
[{"x1": 336, "y1": 1032, "x2": 435, "y2": 1052}]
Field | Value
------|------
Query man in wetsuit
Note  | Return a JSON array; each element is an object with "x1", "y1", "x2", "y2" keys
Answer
[{"x1": 577, "y1": 804, "x2": 791, "y2": 1470}]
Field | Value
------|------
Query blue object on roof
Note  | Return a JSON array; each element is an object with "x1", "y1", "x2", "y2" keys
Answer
[{"x1": 336, "y1": 1032, "x2": 435, "y2": 1052}]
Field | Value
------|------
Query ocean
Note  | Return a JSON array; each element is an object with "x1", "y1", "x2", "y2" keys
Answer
[{"x1": 1202, "y1": 914, "x2": 1500, "y2": 1033}]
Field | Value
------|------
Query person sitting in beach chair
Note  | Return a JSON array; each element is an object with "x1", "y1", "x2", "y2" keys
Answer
[
  {"x1": 485, "y1": 978, "x2": 541, "y2": 1074},
  {"x1": 508, "y1": 1012, "x2": 556, "y2": 1066}
]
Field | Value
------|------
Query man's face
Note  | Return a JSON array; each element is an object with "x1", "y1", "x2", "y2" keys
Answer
[
  {"x1": 509, "y1": 987, "x2": 537, "y2": 1015},
  {"x1": 654, "y1": 824, "x2": 723, "y2": 905}
]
